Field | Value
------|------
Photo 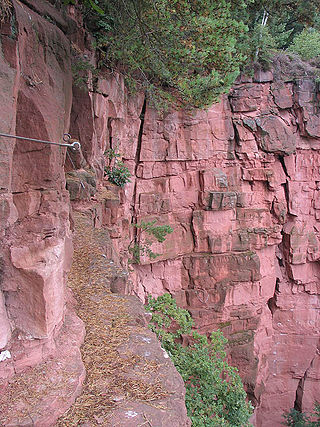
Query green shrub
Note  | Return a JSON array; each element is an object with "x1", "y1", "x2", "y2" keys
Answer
[
  {"x1": 71, "y1": 58, "x2": 98, "y2": 88},
  {"x1": 104, "y1": 160, "x2": 131, "y2": 187},
  {"x1": 146, "y1": 293, "x2": 253, "y2": 427},
  {"x1": 81, "y1": 0, "x2": 249, "y2": 109},
  {"x1": 104, "y1": 145, "x2": 131, "y2": 187},
  {"x1": 128, "y1": 220, "x2": 173, "y2": 264},
  {"x1": 288, "y1": 28, "x2": 320, "y2": 60},
  {"x1": 249, "y1": 23, "x2": 277, "y2": 69},
  {"x1": 282, "y1": 403, "x2": 320, "y2": 426},
  {"x1": 146, "y1": 293, "x2": 193, "y2": 349}
]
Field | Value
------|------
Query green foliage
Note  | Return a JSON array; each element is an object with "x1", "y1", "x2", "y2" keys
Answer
[
  {"x1": 104, "y1": 146, "x2": 121, "y2": 161},
  {"x1": 64, "y1": 0, "x2": 104, "y2": 14},
  {"x1": 288, "y1": 28, "x2": 320, "y2": 60},
  {"x1": 81, "y1": 0, "x2": 250, "y2": 109},
  {"x1": 68, "y1": 0, "x2": 320, "y2": 108},
  {"x1": 128, "y1": 220, "x2": 173, "y2": 264},
  {"x1": 71, "y1": 58, "x2": 98, "y2": 88},
  {"x1": 104, "y1": 160, "x2": 131, "y2": 187},
  {"x1": 241, "y1": 0, "x2": 320, "y2": 68},
  {"x1": 283, "y1": 409, "x2": 312, "y2": 427},
  {"x1": 104, "y1": 145, "x2": 131, "y2": 187},
  {"x1": 146, "y1": 293, "x2": 193, "y2": 350},
  {"x1": 146, "y1": 293, "x2": 253, "y2": 426},
  {"x1": 246, "y1": 0, "x2": 319, "y2": 45},
  {"x1": 282, "y1": 404, "x2": 320, "y2": 426},
  {"x1": 249, "y1": 23, "x2": 276, "y2": 69}
]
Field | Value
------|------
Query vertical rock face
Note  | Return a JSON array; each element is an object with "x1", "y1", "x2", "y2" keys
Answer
[
  {"x1": 0, "y1": 2, "x2": 319, "y2": 425},
  {"x1": 98, "y1": 75, "x2": 320, "y2": 425},
  {"x1": 0, "y1": 0, "x2": 73, "y2": 377}
]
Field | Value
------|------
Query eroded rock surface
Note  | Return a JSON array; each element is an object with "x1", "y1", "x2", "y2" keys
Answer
[
  {"x1": 96, "y1": 73, "x2": 320, "y2": 425},
  {"x1": 1, "y1": 1, "x2": 320, "y2": 426},
  {"x1": 0, "y1": 2, "x2": 190, "y2": 425},
  {"x1": 0, "y1": 0, "x2": 74, "y2": 373}
]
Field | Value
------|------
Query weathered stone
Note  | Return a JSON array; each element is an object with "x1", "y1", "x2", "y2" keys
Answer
[
  {"x1": 294, "y1": 78, "x2": 320, "y2": 138},
  {"x1": 229, "y1": 84, "x2": 264, "y2": 112},
  {"x1": 254, "y1": 69, "x2": 273, "y2": 83},
  {"x1": 1, "y1": 4, "x2": 320, "y2": 425},
  {"x1": 255, "y1": 115, "x2": 296, "y2": 155},
  {"x1": 66, "y1": 169, "x2": 96, "y2": 201},
  {"x1": 271, "y1": 82, "x2": 293, "y2": 109},
  {"x1": 208, "y1": 191, "x2": 238, "y2": 210}
]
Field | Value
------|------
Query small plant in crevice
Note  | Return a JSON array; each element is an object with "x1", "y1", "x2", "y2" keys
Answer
[
  {"x1": 71, "y1": 57, "x2": 98, "y2": 89},
  {"x1": 146, "y1": 293, "x2": 253, "y2": 427},
  {"x1": 282, "y1": 404, "x2": 320, "y2": 426},
  {"x1": 104, "y1": 160, "x2": 131, "y2": 187},
  {"x1": 104, "y1": 145, "x2": 131, "y2": 188},
  {"x1": 128, "y1": 220, "x2": 173, "y2": 265}
]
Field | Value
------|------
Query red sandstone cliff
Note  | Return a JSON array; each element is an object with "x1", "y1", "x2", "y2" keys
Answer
[
  {"x1": 101, "y1": 74, "x2": 320, "y2": 425},
  {"x1": 0, "y1": 1, "x2": 319, "y2": 426}
]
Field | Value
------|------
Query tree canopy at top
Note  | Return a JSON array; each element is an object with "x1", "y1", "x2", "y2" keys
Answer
[
  {"x1": 78, "y1": 0, "x2": 320, "y2": 108},
  {"x1": 90, "y1": 0, "x2": 249, "y2": 108}
]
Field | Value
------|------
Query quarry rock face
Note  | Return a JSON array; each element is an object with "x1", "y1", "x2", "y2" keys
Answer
[{"x1": 0, "y1": 1, "x2": 319, "y2": 426}]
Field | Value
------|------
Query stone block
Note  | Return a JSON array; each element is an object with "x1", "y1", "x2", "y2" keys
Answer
[
  {"x1": 271, "y1": 82, "x2": 293, "y2": 109},
  {"x1": 183, "y1": 252, "x2": 261, "y2": 288},
  {"x1": 255, "y1": 115, "x2": 296, "y2": 155},
  {"x1": 208, "y1": 191, "x2": 238, "y2": 210},
  {"x1": 229, "y1": 84, "x2": 263, "y2": 112},
  {"x1": 0, "y1": 292, "x2": 11, "y2": 349},
  {"x1": 254, "y1": 69, "x2": 273, "y2": 83}
]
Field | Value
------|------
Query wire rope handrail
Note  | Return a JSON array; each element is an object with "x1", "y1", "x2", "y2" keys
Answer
[{"x1": 0, "y1": 132, "x2": 81, "y2": 150}]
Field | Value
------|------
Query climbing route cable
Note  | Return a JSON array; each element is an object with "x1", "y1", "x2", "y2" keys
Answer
[
  {"x1": 0, "y1": 132, "x2": 81, "y2": 149},
  {"x1": 0, "y1": 131, "x2": 84, "y2": 187}
]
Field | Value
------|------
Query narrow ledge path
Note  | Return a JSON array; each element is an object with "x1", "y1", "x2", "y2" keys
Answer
[
  {"x1": 0, "y1": 208, "x2": 189, "y2": 426},
  {"x1": 56, "y1": 210, "x2": 190, "y2": 427}
]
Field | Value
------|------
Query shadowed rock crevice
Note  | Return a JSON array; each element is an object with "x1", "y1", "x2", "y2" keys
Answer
[
  {"x1": 279, "y1": 155, "x2": 290, "y2": 178},
  {"x1": 267, "y1": 278, "x2": 279, "y2": 316},
  {"x1": 294, "y1": 346, "x2": 319, "y2": 413},
  {"x1": 135, "y1": 95, "x2": 147, "y2": 171},
  {"x1": 131, "y1": 95, "x2": 147, "y2": 240},
  {"x1": 294, "y1": 373, "x2": 306, "y2": 412}
]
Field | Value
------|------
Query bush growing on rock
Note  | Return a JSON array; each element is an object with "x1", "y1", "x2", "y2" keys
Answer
[
  {"x1": 104, "y1": 161, "x2": 131, "y2": 187},
  {"x1": 128, "y1": 220, "x2": 173, "y2": 264},
  {"x1": 146, "y1": 293, "x2": 253, "y2": 426},
  {"x1": 282, "y1": 404, "x2": 320, "y2": 426},
  {"x1": 104, "y1": 146, "x2": 131, "y2": 187}
]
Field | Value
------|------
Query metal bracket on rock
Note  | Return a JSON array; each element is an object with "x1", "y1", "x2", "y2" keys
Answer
[{"x1": 0, "y1": 132, "x2": 81, "y2": 150}]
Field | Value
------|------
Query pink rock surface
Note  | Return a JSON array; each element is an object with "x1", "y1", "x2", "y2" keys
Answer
[
  {"x1": 0, "y1": 0, "x2": 74, "y2": 385},
  {"x1": 1, "y1": 1, "x2": 320, "y2": 425},
  {"x1": 95, "y1": 70, "x2": 320, "y2": 425}
]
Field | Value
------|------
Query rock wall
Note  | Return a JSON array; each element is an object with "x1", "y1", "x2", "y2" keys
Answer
[
  {"x1": 0, "y1": 1, "x2": 319, "y2": 426},
  {"x1": 0, "y1": 4, "x2": 189, "y2": 427},
  {"x1": 99, "y1": 74, "x2": 320, "y2": 425},
  {"x1": 0, "y1": 0, "x2": 78, "y2": 382}
]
